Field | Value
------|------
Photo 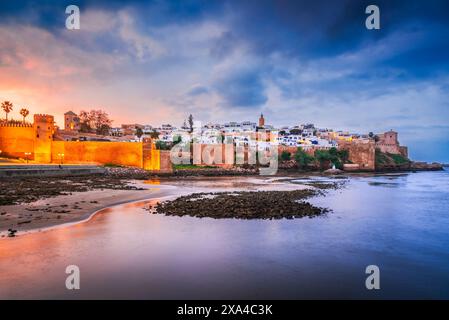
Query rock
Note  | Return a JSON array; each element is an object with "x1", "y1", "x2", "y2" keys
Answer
[
  {"x1": 153, "y1": 189, "x2": 331, "y2": 220},
  {"x1": 411, "y1": 162, "x2": 443, "y2": 171},
  {"x1": 323, "y1": 168, "x2": 344, "y2": 175}
]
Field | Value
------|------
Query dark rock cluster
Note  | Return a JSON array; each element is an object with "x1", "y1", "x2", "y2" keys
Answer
[
  {"x1": 0, "y1": 175, "x2": 144, "y2": 206},
  {"x1": 152, "y1": 189, "x2": 329, "y2": 220},
  {"x1": 7, "y1": 228, "x2": 17, "y2": 237}
]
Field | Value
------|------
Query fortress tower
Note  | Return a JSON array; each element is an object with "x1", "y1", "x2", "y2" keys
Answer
[
  {"x1": 64, "y1": 111, "x2": 80, "y2": 131},
  {"x1": 383, "y1": 130, "x2": 398, "y2": 145},
  {"x1": 33, "y1": 114, "x2": 54, "y2": 163}
]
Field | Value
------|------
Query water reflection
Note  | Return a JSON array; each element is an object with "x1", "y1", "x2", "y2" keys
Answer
[
  {"x1": 1, "y1": 170, "x2": 449, "y2": 299},
  {"x1": 144, "y1": 179, "x2": 161, "y2": 185}
]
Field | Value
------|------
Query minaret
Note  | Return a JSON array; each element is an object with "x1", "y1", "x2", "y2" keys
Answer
[{"x1": 258, "y1": 113, "x2": 265, "y2": 127}]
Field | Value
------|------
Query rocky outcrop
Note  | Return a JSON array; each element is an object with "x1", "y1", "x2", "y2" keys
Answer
[
  {"x1": 151, "y1": 189, "x2": 329, "y2": 219},
  {"x1": 410, "y1": 162, "x2": 444, "y2": 171},
  {"x1": 375, "y1": 161, "x2": 443, "y2": 172}
]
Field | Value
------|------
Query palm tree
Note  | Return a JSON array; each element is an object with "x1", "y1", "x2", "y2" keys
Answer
[
  {"x1": 20, "y1": 108, "x2": 30, "y2": 123},
  {"x1": 1, "y1": 101, "x2": 13, "y2": 122}
]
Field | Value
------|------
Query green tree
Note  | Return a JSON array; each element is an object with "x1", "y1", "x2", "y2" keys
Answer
[
  {"x1": 294, "y1": 147, "x2": 314, "y2": 169},
  {"x1": 314, "y1": 149, "x2": 332, "y2": 170},
  {"x1": 289, "y1": 128, "x2": 301, "y2": 135},
  {"x1": 280, "y1": 151, "x2": 291, "y2": 161},
  {"x1": 328, "y1": 147, "x2": 338, "y2": 157},
  {"x1": 149, "y1": 130, "x2": 160, "y2": 139},
  {"x1": 188, "y1": 114, "x2": 194, "y2": 133},
  {"x1": 315, "y1": 148, "x2": 345, "y2": 169},
  {"x1": 337, "y1": 149, "x2": 349, "y2": 163},
  {"x1": 156, "y1": 140, "x2": 171, "y2": 150},
  {"x1": 98, "y1": 124, "x2": 111, "y2": 136},
  {"x1": 173, "y1": 135, "x2": 182, "y2": 145},
  {"x1": 136, "y1": 127, "x2": 143, "y2": 140}
]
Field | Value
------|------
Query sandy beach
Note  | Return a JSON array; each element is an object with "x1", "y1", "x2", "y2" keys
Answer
[
  {"x1": 0, "y1": 180, "x2": 177, "y2": 237},
  {"x1": 0, "y1": 175, "x2": 317, "y2": 238}
]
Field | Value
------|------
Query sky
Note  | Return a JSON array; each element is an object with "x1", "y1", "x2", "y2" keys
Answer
[{"x1": 0, "y1": 0, "x2": 449, "y2": 161}]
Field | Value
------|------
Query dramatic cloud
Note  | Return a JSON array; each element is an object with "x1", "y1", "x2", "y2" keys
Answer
[{"x1": 0, "y1": 0, "x2": 448, "y2": 161}]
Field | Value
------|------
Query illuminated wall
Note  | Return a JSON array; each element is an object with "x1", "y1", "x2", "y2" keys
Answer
[
  {"x1": 339, "y1": 140, "x2": 375, "y2": 171},
  {"x1": 0, "y1": 124, "x2": 34, "y2": 158},
  {"x1": 33, "y1": 114, "x2": 54, "y2": 163},
  {"x1": 0, "y1": 115, "x2": 175, "y2": 171},
  {"x1": 51, "y1": 141, "x2": 143, "y2": 167}
]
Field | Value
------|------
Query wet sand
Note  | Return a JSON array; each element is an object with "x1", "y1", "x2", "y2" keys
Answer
[
  {"x1": 2, "y1": 171, "x2": 448, "y2": 299},
  {"x1": 0, "y1": 181, "x2": 177, "y2": 237},
  {"x1": 0, "y1": 176, "x2": 313, "y2": 237}
]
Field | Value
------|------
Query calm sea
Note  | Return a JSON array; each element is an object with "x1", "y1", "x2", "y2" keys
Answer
[{"x1": 1, "y1": 170, "x2": 448, "y2": 299}]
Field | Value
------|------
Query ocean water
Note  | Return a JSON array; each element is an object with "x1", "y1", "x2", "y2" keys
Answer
[{"x1": 1, "y1": 170, "x2": 448, "y2": 299}]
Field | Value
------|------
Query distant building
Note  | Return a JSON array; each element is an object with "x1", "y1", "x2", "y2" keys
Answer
[
  {"x1": 121, "y1": 124, "x2": 143, "y2": 136},
  {"x1": 258, "y1": 113, "x2": 265, "y2": 127},
  {"x1": 110, "y1": 127, "x2": 124, "y2": 137},
  {"x1": 375, "y1": 130, "x2": 408, "y2": 157},
  {"x1": 64, "y1": 111, "x2": 80, "y2": 132},
  {"x1": 241, "y1": 121, "x2": 257, "y2": 132}
]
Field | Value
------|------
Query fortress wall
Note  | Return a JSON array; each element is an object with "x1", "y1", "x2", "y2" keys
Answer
[
  {"x1": 51, "y1": 141, "x2": 143, "y2": 167},
  {"x1": 375, "y1": 143, "x2": 401, "y2": 155},
  {"x1": 159, "y1": 151, "x2": 173, "y2": 172},
  {"x1": 278, "y1": 145, "x2": 328, "y2": 156},
  {"x1": 278, "y1": 146, "x2": 298, "y2": 156},
  {"x1": 338, "y1": 140, "x2": 375, "y2": 171},
  {"x1": 142, "y1": 139, "x2": 161, "y2": 171},
  {"x1": 194, "y1": 144, "x2": 236, "y2": 166},
  {"x1": 0, "y1": 125, "x2": 35, "y2": 158},
  {"x1": 399, "y1": 146, "x2": 408, "y2": 158}
]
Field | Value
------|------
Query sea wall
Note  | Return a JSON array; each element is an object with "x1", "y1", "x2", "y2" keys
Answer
[
  {"x1": 338, "y1": 140, "x2": 375, "y2": 171},
  {"x1": 0, "y1": 124, "x2": 34, "y2": 158},
  {"x1": 51, "y1": 141, "x2": 143, "y2": 167}
]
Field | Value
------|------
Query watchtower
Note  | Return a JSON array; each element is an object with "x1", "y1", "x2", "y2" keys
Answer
[{"x1": 33, "y1": 114, "x2": 54, "y2": 163}]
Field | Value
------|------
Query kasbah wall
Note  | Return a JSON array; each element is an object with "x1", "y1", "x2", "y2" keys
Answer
[
  {"x1": 278, "y1": 143, "x2": 376, "y2": 171},
  {"x1": 0, "y1": 114, "x2": 407, "y2": 173},
  {"x1": 0, "y1": 114, "x2": 172, "y2": 173}
]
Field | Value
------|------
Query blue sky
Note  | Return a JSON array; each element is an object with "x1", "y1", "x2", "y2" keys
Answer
[{"x1": 0, "y1": 0, "x2": 449, "y2": 161}]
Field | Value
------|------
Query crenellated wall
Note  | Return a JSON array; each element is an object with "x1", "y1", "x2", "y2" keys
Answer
[
  {"x1": 0, "y1": 123, "x2": 35, "y2": 158},
  {"x1": 51, "y1": 141, "x2": 144, "y2": 167},
  {"x1": 0, "y1": 114, "x2": 175, "y2": 171},
  {"x1": 375, "y1": 130, "x2": 407, "y2": 156}
]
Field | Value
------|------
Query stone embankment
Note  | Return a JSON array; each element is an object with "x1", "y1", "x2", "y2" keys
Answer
[{"x1": 0, "y1": 165, "x2": 105, "y2": 178}]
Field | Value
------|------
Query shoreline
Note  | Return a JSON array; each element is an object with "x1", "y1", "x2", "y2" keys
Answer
[
  {"x1": 0, "y1": 175, "x2": 316, "y2": 237},
  {"x1": 2, "y1": 193, "x2": 180, "y2": 239},
  {"x1": 1, "y1": 169, "x2": 445, "y2": 237},
  {"x1": 0, "y1": 181, "x2": 180, "y2": 238}
]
